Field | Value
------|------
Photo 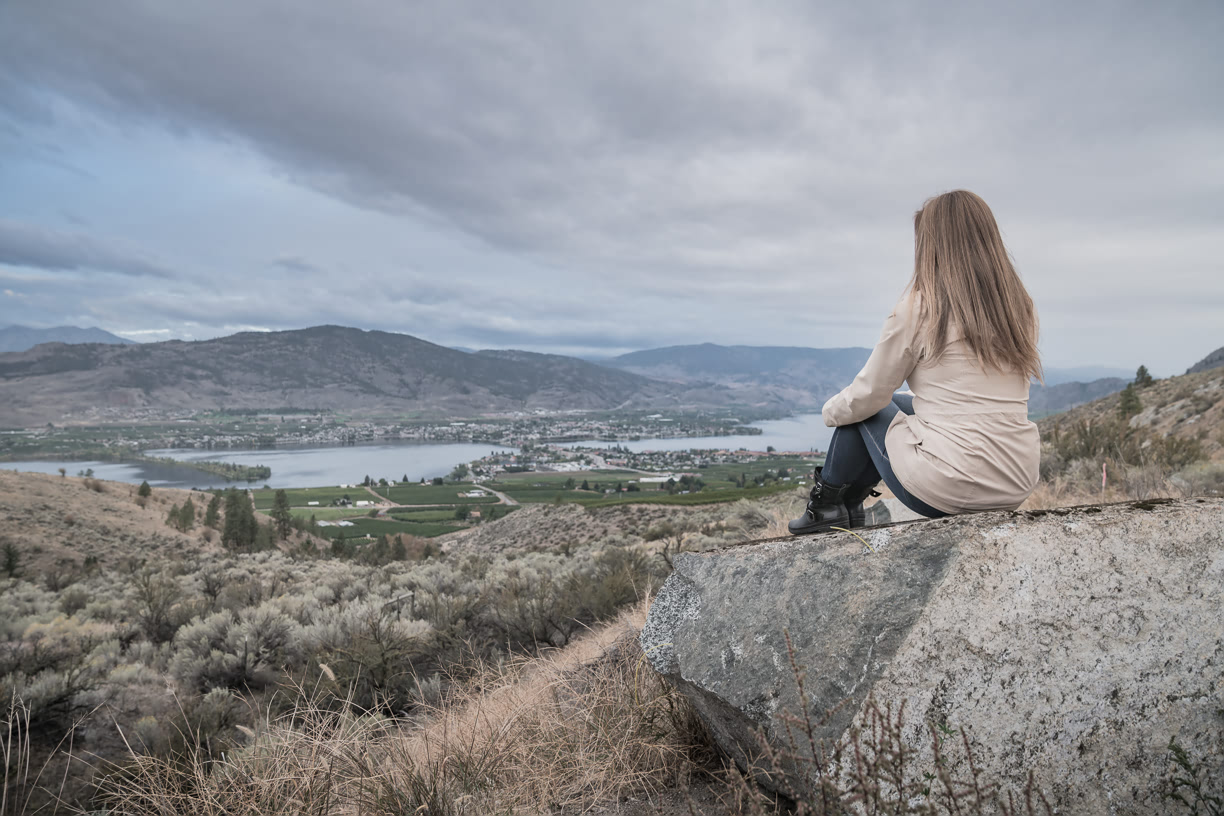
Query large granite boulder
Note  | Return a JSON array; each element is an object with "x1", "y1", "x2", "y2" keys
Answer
[{"x1": 640, "y1": 498, "x2": 1223, "y2": 813}]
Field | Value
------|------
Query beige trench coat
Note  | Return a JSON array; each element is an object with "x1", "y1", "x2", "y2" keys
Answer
[{"x1": 821, "y1": 293, "x2": 1041, "y2": 514}]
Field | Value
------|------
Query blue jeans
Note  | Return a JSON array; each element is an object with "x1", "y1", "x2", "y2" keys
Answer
[{"x1": 821, "y1": 394, "x2": 947, "y2": 519}]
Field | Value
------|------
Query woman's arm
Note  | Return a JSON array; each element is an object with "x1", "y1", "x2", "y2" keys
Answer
[{"x1": 822, "y1": 297, "x2": 918, "y2": 427}]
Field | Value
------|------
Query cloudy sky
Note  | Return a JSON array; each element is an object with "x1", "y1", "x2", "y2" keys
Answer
[{"x1": 0, "y1": 2, "x2": 1220, "y2": 374}]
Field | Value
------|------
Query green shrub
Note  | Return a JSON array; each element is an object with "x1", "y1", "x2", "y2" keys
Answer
[
  {"x1": 307, "y1": 604, "x2": 434, "y2": 714},
  {"x1": 172, "y1": 605, "x2": 305, "y2": 692}
]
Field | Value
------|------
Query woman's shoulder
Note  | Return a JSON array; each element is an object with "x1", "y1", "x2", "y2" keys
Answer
[{"x1": 888, "y1": 289, "x2": 923, "y2": 327}]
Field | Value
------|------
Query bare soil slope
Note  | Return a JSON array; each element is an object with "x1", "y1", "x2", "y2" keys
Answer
[{"x1": 0, "y1": 470, "x2": 220, "y2": 576}]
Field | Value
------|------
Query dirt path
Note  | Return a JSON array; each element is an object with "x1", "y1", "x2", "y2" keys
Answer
[
  {"x1": 363, "y1": 484, "x2": 392, "y2": 504},
  {"x1": 479, "y1": 484, "x2": 519, "y2": 506}
]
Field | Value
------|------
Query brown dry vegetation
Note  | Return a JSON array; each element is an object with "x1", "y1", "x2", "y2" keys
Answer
[
  {"x1": 0, "y1": 470, "x2": 218, "y2": 578},
  {"x1": 1038, "y1": 367, "x2": 1224, "y2": 460},
  {"x1": 1021, "y1": 367, "x2": 1224, "y2": 510},
  {"x1": 0, "y1": 471, "x2": 787, "y2": 813}
]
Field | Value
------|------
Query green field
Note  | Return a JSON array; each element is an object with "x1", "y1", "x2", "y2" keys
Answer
[
  {"x1": 371, "y1": 483, "x2": 499, "y2": 505},
  {"x1": 485, "y1": 463, "x2": 813, "y2": 506},
  {"x1": 253, "y1": 486, "x2": 375, "y2": 509},
  {"x1": 316, "y1": 517, "x2": 464, "y2": 540},
  {"x1": 287, "y1": 506, "x2": 372, "y2": 521},
  {"x1": 487, "y1": 470, "x2": 642, "y2": 504},
  {"x1": 694, "y1": 456, "x2": 819, "y2": 483},
  {"x1": 389, "y1": 508, "x2": 463, "y2": 522}
]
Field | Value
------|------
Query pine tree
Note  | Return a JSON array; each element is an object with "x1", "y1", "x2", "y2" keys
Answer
[
  {"x1": 1119, "y1": 383, "x2": 1142, "y2": 419},
  {"x1": 1135, "y1": 365, "x2": 1155, "y2": 388},
  {"x1": 179, "y1": 497, "x2": 196, "y2": 531},
  {"x1": 580, "y1": 479, "x2": 590, "y2": 491},
  {"x1": 166, "y1": 503, "x2": 181, "y2": 529},
  {"x1": 138, "y1": 480, "x2": 152, "y2": 498},
  {"x1": 2, "y1": 540, "x2": 19, "y2": 578},
  {"x1": 222, "y1": 488, "x2": 254, "y2": 550},
  {"x1": 204, "y1": 495, "x2": 221, "y2": 529},
  {"x1": 244, "y1": 495, "x2": 259, "y2": 548},
  {"x1": 271, "y1": 489, "x2": 293, "y2": 541},
  {"x1": 254, "y1": 521, "x2": 273, "y2": 552}
]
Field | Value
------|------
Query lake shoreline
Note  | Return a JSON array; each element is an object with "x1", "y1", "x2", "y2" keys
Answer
[{"x1": 3, "y1": 414, "x2": 832, "y2": 490}]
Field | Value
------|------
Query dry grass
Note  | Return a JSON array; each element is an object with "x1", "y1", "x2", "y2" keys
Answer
[
  {"x1": 1019, "y1": 466, "x2": 1187, "y2": 511},
  {"x1": 92, "y1": 601, "x2": 714, "y2": 815},
  {"x1": 754, "y1": 505, "x2": 799, "y2": 540},
  {"x1": 3, "y1": 698, "x2": 82, "y2": 816}
]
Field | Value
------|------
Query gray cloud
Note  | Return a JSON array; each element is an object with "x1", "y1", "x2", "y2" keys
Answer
[
  {"x1": 3, "y1": 4, "x2": 1217, "y2": 263},
  {"x1": 0, "y1": 2, "x2": 1221, "y2": 372},
  {"x1": 0, "y1": 218, "x2": 175, "y2": 279}
]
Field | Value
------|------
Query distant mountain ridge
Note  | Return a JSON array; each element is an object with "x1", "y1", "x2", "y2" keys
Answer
[
  {"x1": 0, "y1": 324, "x2": 136, "y2": 352},
  {"x1": 1040, "y1": 365, "x2": 1133, "y2": 386},
  {"x1": 1187, "y1": 346, "x2": 1224, "y2": 375},
  {"x1": 0, "y1": 322, "x2": 1180, "y2": 427},
  {"x1": 598, "y1": 343, "x2": 1137, "y2": 416},
  {"x1": 1027, "y1": 377, "x2": 1130, "y2": 417},
  {"x1": 599, "y1": 343, "x2": 873, "y2": 409},
  {"x1": 0, "y1": 325, "x2": 763, "y2": 427}
]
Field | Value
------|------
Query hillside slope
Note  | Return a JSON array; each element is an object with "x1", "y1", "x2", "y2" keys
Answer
[
  {"x1": 0, "y1": 326, "x2": 761, "y2": 426},
  {"x1": 1037, "y1": 366, "x2": 1224, "y2": 462},
  {"x1": 1187, "y1": 345, "x2": 1224, "y2": 374},
  {"x1": 0, "y1": 470, "x2": 215, "y2": 576}
]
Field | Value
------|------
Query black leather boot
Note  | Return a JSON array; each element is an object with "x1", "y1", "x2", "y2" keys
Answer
[
  {"x1": 844, "y1": 483, "x2": 882, "y2": 529},
  {"x1": 787, "y1": 470, "x2": 850, "y2": 535}
]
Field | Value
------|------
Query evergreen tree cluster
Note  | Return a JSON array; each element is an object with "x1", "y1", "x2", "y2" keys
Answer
[
  {"x1": 220, "y1": 488, "x2": 272, "y2": 551},
  {"x1": 164, "y1": 497, "x2": 197, "y2": 532}
]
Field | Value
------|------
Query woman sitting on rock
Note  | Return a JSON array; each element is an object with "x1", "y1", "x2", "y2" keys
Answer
[{"x1": 788, "y1": 190, "x2": 1042, "y2": 535}]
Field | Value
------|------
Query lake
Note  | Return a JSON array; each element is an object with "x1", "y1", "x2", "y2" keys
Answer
[{"x1": 3, "y1": 414, "x2": 832, "y2": 489}]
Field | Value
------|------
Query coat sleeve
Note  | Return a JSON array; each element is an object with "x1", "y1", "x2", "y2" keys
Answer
[{"x1": 822, "y1": 296, "x2": 919, "y2": 427}]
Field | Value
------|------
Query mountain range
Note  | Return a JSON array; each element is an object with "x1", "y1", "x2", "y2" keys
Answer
[
  {"x1": 1, "y1": 323, "x2": 1214, "y2": 428},
  {"x1": 601, "y1": 343, "x2": 873, "y2": 409},
  {"x1": 0, "y1": 326, "x2": 759, "y2": 427},
  {"x1": 0, "y1": 324, "x2": 135, "y2": 352}
]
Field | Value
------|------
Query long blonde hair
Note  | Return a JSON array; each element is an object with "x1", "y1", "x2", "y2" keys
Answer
[{"x1": 910, "y1": 190, "x2": 1043, "y2": 382}]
